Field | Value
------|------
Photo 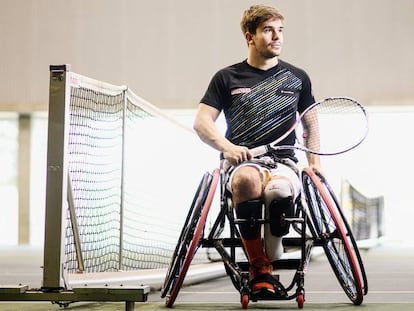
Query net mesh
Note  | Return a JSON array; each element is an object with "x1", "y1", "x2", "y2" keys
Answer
[
  {"x1": 64, "y1": 72, "x2": 217, "y2": 273},
  {"x1": 341, "y1": 180, "x2": 384, "y2": 240}
]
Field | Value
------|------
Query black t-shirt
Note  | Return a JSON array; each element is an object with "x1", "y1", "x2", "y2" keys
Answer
[{"x1": 200, "y1": 59, "x2": 315, "y2": 161}]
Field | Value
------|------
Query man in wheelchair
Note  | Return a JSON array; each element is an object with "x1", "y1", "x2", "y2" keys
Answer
[{"x1": 193, "y1": 4, "x2": 321, "y2": 297}]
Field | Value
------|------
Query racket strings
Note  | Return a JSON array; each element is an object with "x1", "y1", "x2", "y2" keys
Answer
[{"x1": 311, "y1": 98, "x2": 368, "y2": 155}]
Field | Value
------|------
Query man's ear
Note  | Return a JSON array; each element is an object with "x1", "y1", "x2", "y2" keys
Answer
[{"x1": 245, "y1": 32, "x2": 254, "y2": 45}]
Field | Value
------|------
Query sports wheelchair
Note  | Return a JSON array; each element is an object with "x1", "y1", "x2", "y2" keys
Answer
[{"x1": 161, "y1": 164, "x2": 368, "y2": 309}]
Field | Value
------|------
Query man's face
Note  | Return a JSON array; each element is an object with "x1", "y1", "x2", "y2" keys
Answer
[{"x1": 249, "y1": 18, "x2": 284, "y2": 59}]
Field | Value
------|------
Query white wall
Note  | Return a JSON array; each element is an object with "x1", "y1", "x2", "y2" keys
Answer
[{"x1": 0, "y1": 0, "x2": 413, "y2": 111}]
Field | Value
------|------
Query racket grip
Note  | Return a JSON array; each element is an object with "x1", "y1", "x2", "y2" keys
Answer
[
  {"x1": 250, "y1": 146, "x2": 267, "y2": 158},
  {"x1": 222, "y1": 159, "x2": 232, "y2": 172}
]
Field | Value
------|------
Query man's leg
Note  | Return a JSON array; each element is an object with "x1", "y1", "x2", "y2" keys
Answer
[
  {"x1": 263, "y1": 164, "x2": 301, "y2": 262},
  {"x1": 231, "y1": 166, "x2": 275, "y2": 294}
]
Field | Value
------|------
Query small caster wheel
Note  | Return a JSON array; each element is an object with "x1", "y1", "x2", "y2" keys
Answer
[
  {"x1": 241, "y1": 293, "x2": 249, "y2": 309},
  {"x1": 297, "y1": 292, "x2": 305, "y2": 309}
]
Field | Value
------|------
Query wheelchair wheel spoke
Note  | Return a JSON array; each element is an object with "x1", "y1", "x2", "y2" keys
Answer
[
  {"x1": 161, "y1": 169, "x2": 219, "y2": 307},
  {"x1": 302, "y1": 168, "x2": 364, "y2": 305}
]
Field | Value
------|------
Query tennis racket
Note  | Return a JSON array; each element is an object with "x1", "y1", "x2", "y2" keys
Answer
[{"x1": 250, "y1": 96, "x2": 368, "y2": 158}]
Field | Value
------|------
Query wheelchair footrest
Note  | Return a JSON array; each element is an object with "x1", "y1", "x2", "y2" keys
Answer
[
  {"x1": 250, "y1": 275, "x2": 288, "y2": 302},
  {"x1": 251, "y1": 286, "x2": 288, "y2": 301}
]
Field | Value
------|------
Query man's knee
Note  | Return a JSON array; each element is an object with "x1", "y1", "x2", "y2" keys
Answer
[
  {"x1": 263, "y1": 176, "x2": 294, "y2": 205},
  {"x1": 231, "y1": 166, "x2": 263, "y2": 202}
]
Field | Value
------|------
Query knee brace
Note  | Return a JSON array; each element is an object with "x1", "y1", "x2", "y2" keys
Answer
[
  {"x1": 268, "y1": 196, "x2": 294, "y2": 237},
  {"x1": 235, "y1": 199, "x2": 263, "y2": 240},
  {"x1": 264, "y1": 177, "x2": 295, "y2": 237}
]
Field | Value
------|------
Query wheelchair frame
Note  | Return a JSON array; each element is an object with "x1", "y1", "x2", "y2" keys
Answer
[{"x1": 161, "y1": 166, "x2": 368, "y2": 309}]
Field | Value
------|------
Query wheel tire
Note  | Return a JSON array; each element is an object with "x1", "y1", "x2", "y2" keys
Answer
[
  {"x1": 302, "y1": 167, "x2": 364, "y2": 305},
  {"x1": 162, "y1": 169, "x2": 220, "y2": 307}
]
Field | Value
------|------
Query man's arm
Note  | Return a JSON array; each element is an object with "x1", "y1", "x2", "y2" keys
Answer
[
  {"x1": 301, "y1": 110, "x2": 321, "y2": 172},
  {"x1": 193, "y1": 103, "x2": 251, "y2": 165}
]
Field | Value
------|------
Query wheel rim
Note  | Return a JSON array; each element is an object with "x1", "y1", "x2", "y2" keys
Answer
[{"x1": 302, "y1": 168, "x2": 364, "y2": 305}]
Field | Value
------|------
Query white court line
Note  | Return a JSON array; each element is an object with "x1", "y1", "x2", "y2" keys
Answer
[
  {"x1": 179, "y1": 290, "x2": 414, "y2": 295},
  {"x1": 307, "y1": 291, "x2": 414, "y2": 294}
]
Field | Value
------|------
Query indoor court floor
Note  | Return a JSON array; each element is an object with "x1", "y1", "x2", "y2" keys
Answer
[{"x1": 1, "y1": 239, "x2": 413, "y2": 311}]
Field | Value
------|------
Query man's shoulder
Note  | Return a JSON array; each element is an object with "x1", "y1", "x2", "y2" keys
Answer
[
  {"x1": 217, "y1": 60, "x2": 248, "y2": 74},
  {"x1": 278, "y1": 59, "x2": 310, "y2": 79}
]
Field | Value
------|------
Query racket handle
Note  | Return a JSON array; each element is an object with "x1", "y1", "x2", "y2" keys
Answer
[
  {"x1": 222, "y1": 159, "x2": 232, "y2": 172},
  {"x1": 250, "y1": 146, "x2": 267, "y2": 158}
]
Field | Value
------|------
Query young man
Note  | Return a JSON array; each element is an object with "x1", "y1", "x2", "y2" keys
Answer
[{"x1": 193, "y1": 4, "x2": 321, "y2": 296}]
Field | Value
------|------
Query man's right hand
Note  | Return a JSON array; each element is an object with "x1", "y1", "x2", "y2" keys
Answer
[{"x1": 222, "y1": 144, "x2": 252, "y2": 166}]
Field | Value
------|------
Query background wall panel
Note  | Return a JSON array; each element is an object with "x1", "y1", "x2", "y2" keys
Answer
[{"x1": 0, "y1": 0, "x2": 413, "y2": 111}]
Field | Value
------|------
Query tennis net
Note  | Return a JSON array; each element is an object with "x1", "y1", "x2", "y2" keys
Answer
[
  {"x1": 341, "y1": 179, "x2": 384, "y2": 241},
  {"x1": 59, "y1": 68, "x2": 218, "y2": 274}
]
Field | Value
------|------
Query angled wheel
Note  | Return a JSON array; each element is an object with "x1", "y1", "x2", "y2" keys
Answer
[
  {"x1": 302, "y1": 167, "x2": 365, "y2": 305},
  {"x1": 161, "y1": 169, "x2": 220, "y2": 308},
  {"x1": 320, "y1": 172, "x2": 368, "y2": 296}
]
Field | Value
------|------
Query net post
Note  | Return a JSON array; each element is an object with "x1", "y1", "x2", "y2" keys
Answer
[
  {"x1": 42, "y1": 64, "x2": 71, "y2": 290},
  {"x1": 118, "y1": 89, "x2": 127, "y2": 271}
]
